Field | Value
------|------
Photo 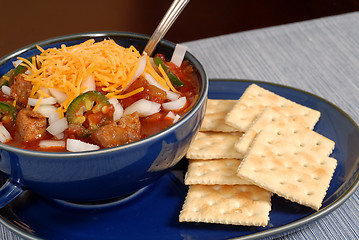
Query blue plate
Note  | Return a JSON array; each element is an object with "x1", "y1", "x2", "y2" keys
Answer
[{"x1": 0, "y1": 79, "x2": 358, "y2": 240}]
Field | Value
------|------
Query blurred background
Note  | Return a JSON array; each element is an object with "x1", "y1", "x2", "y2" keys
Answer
[{"x1": 1, "y1": 0, "x2": 358, "y2": 57}]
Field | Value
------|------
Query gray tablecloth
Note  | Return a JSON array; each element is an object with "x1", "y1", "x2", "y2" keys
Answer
[{"x1": 1, "y1": 12, "x2": 359, "y2": 240}]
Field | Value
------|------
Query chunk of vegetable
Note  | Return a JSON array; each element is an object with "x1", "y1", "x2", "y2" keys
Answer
[
  {"x1": 66, "y1": 139, "x2": 100, "y2": 152},
  {"x1": 124, "y1": 99, "x2": 161, "y2": 117},
  {"x1": 162, "y1": 97, "x2": 186, "y2": 110},
  {"x1": 171, "y1": 44, "x2": 187, "y2": 67}
]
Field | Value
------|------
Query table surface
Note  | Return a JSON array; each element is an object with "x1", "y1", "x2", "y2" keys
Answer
[{"x1": 1, "y1": 12, "x2": 359, "y2": 240}]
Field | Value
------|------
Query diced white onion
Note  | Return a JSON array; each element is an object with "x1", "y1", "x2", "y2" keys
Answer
[
  {"x1": 0, "y1": 134, "x2": 6, "y2": 143},
  {"x1": 109, "y1": 98, "x2": 123, "y2": 121},
  {"x1": 0, "y1": 123, "x2": 11, "y2": 143},
  {"x1": 49, "y1": 88, "x2": 67, "y2": 104},
  {"x1": 162, "y1": 97, "x2": 186, "y2": 111},
  {"x1": 46, "y1": 118, "x2": 68, "y2": 136},
  {"x1": 54, "y1": 132, "x2": 64, "y2": 140},
  {"x1": 1, "y1": 85, "x2": 11, "y2": 96},
  {"x1": 171, "y1": 44, "x2": 188, "y2": 67},
  {"x1": 66, "y1": 139, "x2": 100, "y2": 152},
  {"x1": 166, "y1": 91, "x2": 180, "y2": 101},
  {"x1": 39, "y1": 140, "x2": 65, "y2": 148},
  {"x1": 25, "y1": 70, "x2": 31, "y2": 75},
  {"x1": 36, "y1": 105, "x2": 58, "y2": 118},
  {"x1": 48, "y1": 112, "x2": 60, "y2": 125},
  {"x1": 113, "y1": 103, "x2": 123, "y2": 121},
  {"x1": 124, "y1": 99, "x2": 161, "y2": 117},
  {"x1": 133, "y1": 55, "x2": 146, "y2": 80},
  {"x1": 124, "y1": 54, "x2": 147, "y2": 90},
  {"x1": 165, "y1": 111, "x2": 176, "y2": 119},
  {"x1": 144, "y1": 73, "x2": 166, "y2": 90},
  {"x1": 173, "y1": 114, "x2": 181, "y2": 123},
  {"x1": 108, "y1": 98, "x2": 119, "y2": 105},
  {"x1": 12, "y1": 60, "x2": 22, "y2": 68},
  {"x1": 28, "y1": 97, "x2": 57, "y2": 106},
  {"x1": 81, "y1": 75, "x2": 96, "y2": 93}
]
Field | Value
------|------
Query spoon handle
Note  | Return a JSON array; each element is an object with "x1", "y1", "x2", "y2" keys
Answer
[{"x1": 143, "y1": 0, "x2": 190, "y2": 56}]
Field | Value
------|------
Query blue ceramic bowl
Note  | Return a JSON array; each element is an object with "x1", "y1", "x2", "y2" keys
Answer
[{"x1": 0, "y1": 32, "x2": 208, "y2": 207}]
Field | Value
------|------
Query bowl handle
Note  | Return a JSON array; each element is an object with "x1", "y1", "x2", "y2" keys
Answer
[{"x1": 0, "y1": 179, "x2": 24, "y2": 208}]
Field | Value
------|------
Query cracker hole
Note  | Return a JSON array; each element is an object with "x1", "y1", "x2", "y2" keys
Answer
[
  {"x1": 193, "y1": 207, "x2": 200, "y2": 213},
  {"x1": 299, "y1": 143, "x2": 305, "y2": 147},
  {"x1": 270, "y1": 167, "x2": 277, "y2": 171},
  {"x1": 319, "y1": 161, "x2": 326, "y2": 165},
  {"x1": 251, "y1": 196, "x2": 261, "y2": 201},
  {"x1": 293, "y1": 129, "x2": 299, "y2": 134},
  {"x1": 316, "y1": 141, "x2": 321, "y2": 146},
  {"x1": 307, "y1": 192, "x2": 315, "y2": 196},
  {"x1": 303, "y1": 164, "x2": 309, "y2": 168},
  {"x1": 297, "y1": 178, "x2": 304, "y2": 183},
  {"x1": 313, "y1": 176, "x2": 320, "y2": 181},
  {"x1": 279, "y1": 181, "x2": 285, "y2": 185},
  {"x1": 276, "y1": 152, "x2": 283, "y2": 157}
]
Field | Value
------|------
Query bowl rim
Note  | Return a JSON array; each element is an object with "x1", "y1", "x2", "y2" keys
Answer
[{"x1": 0, "y1": 31, "x2": 208, "y2": 158}]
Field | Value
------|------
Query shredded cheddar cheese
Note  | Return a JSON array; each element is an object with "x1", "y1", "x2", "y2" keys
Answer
[
  {"x1": 19, "y1": 38, "x2": 180, "y2": 113},
  {"x1": 21, "y1": 39, "x2": 143, "y2": 111},
  {"x1": 33, "y1": 95, "x2": 44, "y2": 112}
]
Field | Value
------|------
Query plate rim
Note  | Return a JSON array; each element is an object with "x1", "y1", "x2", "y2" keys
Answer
[{"x1": 0, "y1": 78, "x2": 358, "y2": 240}]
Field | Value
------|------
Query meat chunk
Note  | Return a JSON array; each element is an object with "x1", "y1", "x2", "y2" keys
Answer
[
  {"x1": 16, "y1": 108, "x2": 47, "y2": 142},
  {"x1": 91, "y1": 112, "x2": 141, "y2": 148},
  {"x1": 10, "y1": 75, "x2": 33, "y2": 105}
]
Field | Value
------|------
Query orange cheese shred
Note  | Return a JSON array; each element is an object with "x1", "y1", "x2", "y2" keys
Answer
[
  {"x1": 111, "y1": 87, "x2": 144, "y2": 100},
  {"x1": 21, "y1": 39, "x2": 142, "y2": 112}
]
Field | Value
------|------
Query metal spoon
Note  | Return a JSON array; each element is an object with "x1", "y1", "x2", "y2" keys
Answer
[{"x1": 143, "y1": 0, "x2": 190, "y2": 56}]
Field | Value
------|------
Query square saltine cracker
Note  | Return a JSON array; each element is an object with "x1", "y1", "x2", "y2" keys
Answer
[
  {"x1": 225, "y1": 84, "x2": 320, "y2": 132},
  {"x1": 179, "y1": 185, "x2": 272, "y2": 226},
  {"x1": 186, "y1": 132, "x2": 244, "y2": 159},
  {"x1": 185, "y1": 159, "x2": 251, "y2": 185},
  {"x1": 200, "y1": 99, "x2": 239, "y2": 132},
  {"x1": 237, "y1": 120, "x2": 337, "y2": 210}
]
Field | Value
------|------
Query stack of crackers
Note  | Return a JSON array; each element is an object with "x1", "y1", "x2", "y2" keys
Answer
[{"x1": 179, "y1": 84, "x2": 337, "y2": 227}]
